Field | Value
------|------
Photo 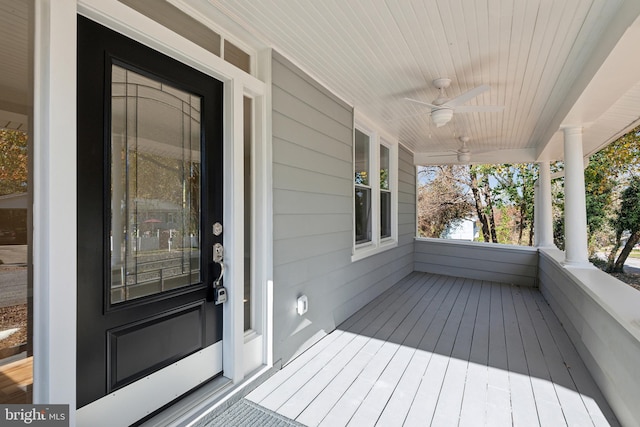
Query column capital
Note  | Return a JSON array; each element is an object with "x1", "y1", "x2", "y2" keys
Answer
[{"x1": 560, "y1": 125, "x2": 583, "y2": 135}]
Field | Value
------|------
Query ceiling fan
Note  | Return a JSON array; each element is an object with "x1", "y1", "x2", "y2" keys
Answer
[
  {"x1": 404, "y1": 78, "x2": 504, "y2": 127},
  {"x1": 429, "y1": 136, "x2": 498, "y2": 163}
]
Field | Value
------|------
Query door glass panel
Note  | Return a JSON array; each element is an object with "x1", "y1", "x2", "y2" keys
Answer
[
  {"x1": 111, "y1": 65, "x2": 201, "y2": 304},
  {"x1": 0, "y1": 0, "x2": 33, "y2": 403}
]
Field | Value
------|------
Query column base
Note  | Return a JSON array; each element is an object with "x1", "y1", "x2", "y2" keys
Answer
[
  {"x1": 562, "y1": 259, "x2": 596, "y2": 269},
  {"x1": 536, "y1": 243, "x2": 557, "y2": 250}
]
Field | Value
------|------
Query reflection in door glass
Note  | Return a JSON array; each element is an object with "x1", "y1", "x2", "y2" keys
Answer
[
  {"x1": 111, "y1": 65, "x2": 201, "y2": 304},
  {"x1": 0, "y1": 0, "x2": 33, "y2": 403},
  {"x1": 243, "y1": 96, "x2": 252, "y2": 331}
]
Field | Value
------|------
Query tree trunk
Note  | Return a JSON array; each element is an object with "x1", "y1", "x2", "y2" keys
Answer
[
  {"x1": 612, "y1": 230, "x2": 640, "y2": 273},
  {"x1": 606, "y1": 229, "x2": 623, "y2": 272},
  {"x1": 518, "y1": 204, "x2": 525, "y2": 245},
  {"x1": 483, "y1": 181, "x2": 498, "y2": 243},
  {"x1": 470, "y1": 170, "x2": 490, "y2": 242}
]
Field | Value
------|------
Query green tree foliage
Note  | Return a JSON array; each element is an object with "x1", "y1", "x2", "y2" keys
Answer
[
  {"x1": 552, "y1": 126, "x2": 640, "y2": 258},
  {"x1": 584, "y1": 128, "x2": 640, "y2": 242},
  {"x1": 0, "y1": 129, "x2": 28, "y2": 196},
  {"x1": 551, "y1": 178, "x2": 565, "y2": 250},
  {"x1": 608, "y1": 177, "x2": 640, "y2": 272},
  {"x1": 492, "y1": 163, "x2": 537, "y2": 245}
]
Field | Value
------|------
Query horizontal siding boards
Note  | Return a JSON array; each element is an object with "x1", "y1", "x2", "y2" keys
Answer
[
  {"x1": 273, "y1": 138, "x2": 352, "y2": 178},
  {"x1": 273, "y1": 232, "x2": 352, "y2": 266},
  {"x1": 271, "y1": 50, "x2": 416, "y2": 365},
  {"x1": 273, "y1": 113, "x2": 352, "y2": 160},
  {"x1": 273, "y1": 213, "x2": 352, "y2": 241},
  {"x1": 414, "y1": 239, "x2": 538, "y2": 286},
  {"x1": 272, "y1": 87, "x2": 352, "y2": 145},
  {"x1": 538, "y1": 250, "x2": 632, "y2": 426},
  {"x1": 271, "y1": 50, "x2": 351, "y2": 114},
  {"x1": 415, "y1": 239, "x2": 538, "y2": 265},
  {"x1": 416, "y1": 252, "x2": 537, "y2": 277},
  {"x1": 273, "y1": 190, "x2": 350, "y2": 215},
  {"x1": 273, "y1": 164, "x2": 351, "y2": 197},
  {"x1": 272, "y1": 58, "x2": 352, "y2": 128}
]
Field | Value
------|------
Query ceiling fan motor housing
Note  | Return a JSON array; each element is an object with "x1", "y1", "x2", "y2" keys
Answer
[{"x1": 457, "y1": 151, "x2": 471, "y2": 163}]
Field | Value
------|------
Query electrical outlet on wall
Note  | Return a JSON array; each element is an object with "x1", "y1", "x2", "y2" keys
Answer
[{"x1": 297, "y1": 295, "x2": 308, "y2": 315}]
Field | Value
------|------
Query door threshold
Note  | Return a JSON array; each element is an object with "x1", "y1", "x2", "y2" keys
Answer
[{"x1": 139, "y1": 365, "x2": 276, "y2": 427}]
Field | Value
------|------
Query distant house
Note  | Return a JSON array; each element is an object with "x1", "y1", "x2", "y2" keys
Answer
[
  {"x1": 440, "y1": 218, "x2": 478, "y2": 241},
  {"x1": 0, "y1": 193, "x2": 27, "y2": 244}
]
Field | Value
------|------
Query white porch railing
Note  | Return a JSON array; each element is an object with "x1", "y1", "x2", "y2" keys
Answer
[{"x1": 414, "y1": 237, "x2": 538, "y2": 287}]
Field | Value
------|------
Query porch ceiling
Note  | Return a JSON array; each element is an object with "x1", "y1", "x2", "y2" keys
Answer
[
  {"x1": 189, "y1": 0, "x2": 640, "y2": 164},
  {"x1": 0, "y1": 0, "x2": 29, "y2": 123}
]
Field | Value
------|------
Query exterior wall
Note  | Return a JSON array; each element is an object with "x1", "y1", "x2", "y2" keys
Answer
[
  {"x1": 271, "y1": 51, "x2": 415, "y2": 365},
  {"x1": 414, "y1": 238, "x2": 538, "y2": 286},
  {"x1": 539, "y1": 248, "x2": 640, "y2": 427}
]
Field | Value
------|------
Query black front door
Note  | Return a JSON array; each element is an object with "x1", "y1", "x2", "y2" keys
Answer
[{"x1": 77, "y1": 16, "x2": 224, "y2": 409}]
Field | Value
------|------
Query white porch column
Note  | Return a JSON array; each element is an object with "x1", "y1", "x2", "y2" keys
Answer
[
  {"x1": 562, "y1": 127, "x2": 590, "y2": 266},
  {"x1": 535, "y1": 160, "x2": 555, "y2": 247}
]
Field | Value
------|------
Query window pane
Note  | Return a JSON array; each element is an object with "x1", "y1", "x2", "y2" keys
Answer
[
  {"x1": 243, "y1": 96, "x2": 252, "y2": 332},
  {"x1": 355, "y1": 187, "x2": 371, "y2": 244},
  {"x1": 119, "y1": 0, "x2": 221, "y2": 56},
  {"x1": 225, "y1": 40, "x2": 251, "y2": 74},
  {"x1": 355, "y1": 129, "x2": 369, "y2": 186},
  {"x1": 381, "y1": 191, "x2": 391, "y2": 238},
  {"x1": 380, "y1": 145, "x2": 390, "y2": 190},
  {"x1": 111, "y1": 65, "x2": 201, "y2": 304}
]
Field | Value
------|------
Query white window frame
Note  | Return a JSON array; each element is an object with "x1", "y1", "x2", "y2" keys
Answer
[{"x1": 352, "y1": 114, "x2": 398, "y2": 262}]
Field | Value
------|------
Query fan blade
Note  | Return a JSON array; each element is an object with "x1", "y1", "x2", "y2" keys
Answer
[
  {"x1": 444, "y1": 84, "x2": 490, "y2": 107},
  {"x1": 423, "y1": 150, "x2": 458, "y2": 157},
  {"x1": 385, "y1": 110, "x2": 432, "y2": 122},
  {"x1": 404, "y1": 97, "x2": 439, "y2": 109},
  {"x1": 455, "y1": 105, "x2": 505, "y2": 113},
  {"x1": 471, "y1": 148, "x2": 501, "y2": 155}
]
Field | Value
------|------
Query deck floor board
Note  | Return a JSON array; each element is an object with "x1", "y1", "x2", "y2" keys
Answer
[{"x1": 248, "y1": 273, "x2": 618, "y2": 426}]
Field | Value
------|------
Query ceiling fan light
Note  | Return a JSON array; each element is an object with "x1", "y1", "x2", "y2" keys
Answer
[
  {"x1": 457, "y1": 151, "x2": 471, "y2": 163},
  {"x1": 431, "y1": 108, "x2": 453, "y2": 127}
]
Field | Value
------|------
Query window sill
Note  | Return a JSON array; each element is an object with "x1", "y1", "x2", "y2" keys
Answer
[
  {"x1": 244, "y1": 329, "x2": 261, "y2": 344},
  {"x1": 351, "y1": 239, "x2": 398, "y2": 262}
]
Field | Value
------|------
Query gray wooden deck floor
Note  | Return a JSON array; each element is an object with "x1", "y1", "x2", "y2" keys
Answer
[{"x1": 247, "y1": 272, "x2": 620, "y2": 426}]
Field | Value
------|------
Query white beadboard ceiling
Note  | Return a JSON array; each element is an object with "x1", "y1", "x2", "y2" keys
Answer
[
  {"x1": 195, "y1": 0, "x2": 640, "y2": 164},
  {"x1": 0, "y1": 0, "x2": 30, "y2": 130},
  {"x1": 3, "y1": 0, "x2": 640, "y2": 163}
]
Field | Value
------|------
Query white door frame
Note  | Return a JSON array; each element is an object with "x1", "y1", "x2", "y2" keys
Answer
[{"x1": 33, "y1": 0, "x2": 272, "y2": 424}]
